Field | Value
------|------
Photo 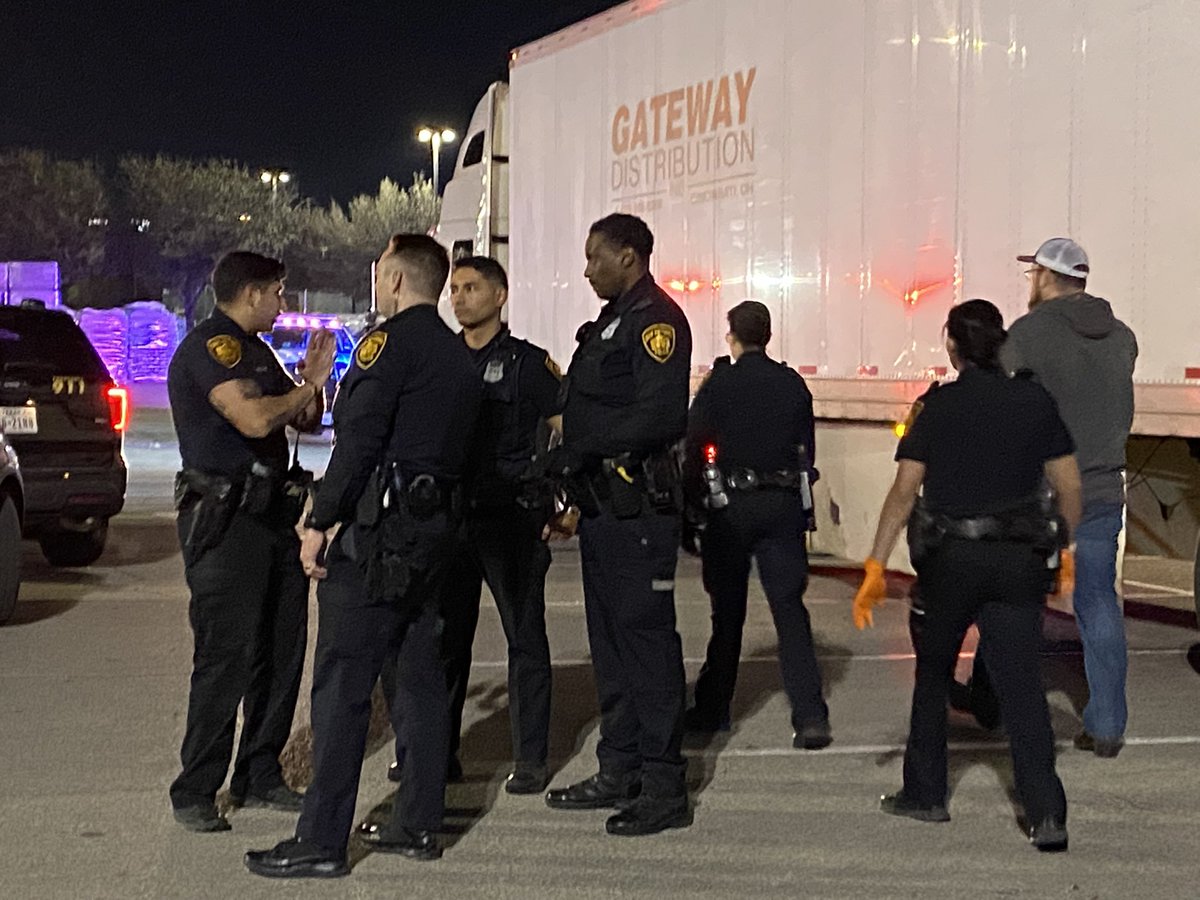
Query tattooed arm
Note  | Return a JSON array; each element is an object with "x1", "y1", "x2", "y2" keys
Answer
[{"x1": 208, "y1": 379, "x2": 321, "y2": 439}]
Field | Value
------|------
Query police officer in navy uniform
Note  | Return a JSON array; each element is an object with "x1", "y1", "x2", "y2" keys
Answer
[
  {"x1": 245, "y1": 235, "x2": 482, "y2": 878},
  {"x1": 682, "y1": 301, "x2": 831, "y2": 749},
  {"x1": 440, "y1": 256, "x2": 562, "y2": 793},
  {"x1": 167, "y1": 251, "x2": 333, "y2": 832},
  {"x1": 543, "y1": 213, "x2": 694, "y2": 837},
  {"x1": 853, "y1": 299, "x2": 1081, "y2": 852},
  {"x1": 387, "y1": 256, "x2": 562, "y2": 789}
]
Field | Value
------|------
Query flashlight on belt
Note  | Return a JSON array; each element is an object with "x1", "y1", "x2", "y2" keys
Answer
[{"x1": 702, "y1": 443, "x2": 728, "y2": 509}]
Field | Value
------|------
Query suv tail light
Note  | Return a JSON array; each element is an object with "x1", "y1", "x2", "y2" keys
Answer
[{"x1": 105, "y1": 385, "x2": 130, "y2": 432}]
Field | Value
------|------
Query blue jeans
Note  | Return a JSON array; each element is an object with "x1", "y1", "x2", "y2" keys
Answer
[{"x1": 1073, "y1": 501, "x2": 1128, "y2": 740}]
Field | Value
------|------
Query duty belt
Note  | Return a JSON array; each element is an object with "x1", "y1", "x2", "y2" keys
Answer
[
  {"x1": 726, "y1": 468, "x2": 805, "y2": 491},
  {"x1": 937, "y1": 510, "x2": 1057, "y2": 545}
]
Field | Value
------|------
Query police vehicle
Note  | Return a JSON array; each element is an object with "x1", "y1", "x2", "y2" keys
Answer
[
  {"x1": 0, "y1": 301, "x2": 128, "y2": 567},
  {"x1": 261, "y1": 314, "x2": 356, "y2": 427}
]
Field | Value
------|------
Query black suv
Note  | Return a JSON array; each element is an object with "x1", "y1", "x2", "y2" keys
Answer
[
  {"x1": 0, "y1": 427, "x2": 22, "y2": 622},
  {"x1": 0, "y1": 302, "x2": 127, "y2": 566}
]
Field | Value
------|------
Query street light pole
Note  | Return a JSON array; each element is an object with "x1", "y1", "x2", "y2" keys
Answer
[
  {"x1": 259, "y1": 169, "x2": 292, "y2": 199},
  {"x1": 417, "y1": 127, "x2": 457, "y2": 194}
]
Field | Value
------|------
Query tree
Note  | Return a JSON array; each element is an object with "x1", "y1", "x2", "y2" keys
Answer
[
  {"x1": 0, "y1": 150, "x2": 107, "y2": 280},
  {"x1": 288, "y1": 175, "x2": 439, "y2": 304},
  {"x1": 119, "y1": 155, "x2": 302, "y2": 324}
]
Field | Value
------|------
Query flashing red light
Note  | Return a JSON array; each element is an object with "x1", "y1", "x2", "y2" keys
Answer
[
  {"x1": 666, "y1": 277, "x2": 717, "y2": 294},
  {"x1": 878, "y1": 276, "x2": 954, "y2": 308},
  {"x1": 703, "y1": 443, "x2": 718, "y2": 465},
  {"x1": 105, "y1": 385, "x2": 130, "y2": 432}
]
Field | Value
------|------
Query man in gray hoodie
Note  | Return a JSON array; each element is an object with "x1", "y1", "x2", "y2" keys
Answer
[{"x1": 1000, "y1": 237, "x2": 1137, "y2": 757}]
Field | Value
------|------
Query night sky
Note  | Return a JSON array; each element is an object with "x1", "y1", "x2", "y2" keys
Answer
[{"x1": 1, "y1": 0, "x2": 625, "y2": 204}]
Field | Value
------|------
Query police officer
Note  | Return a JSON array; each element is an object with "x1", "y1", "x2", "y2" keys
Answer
[
  {"x1": 682, "y1": 301, "x2": 831, "y2": 749},
  {"x1": 441, "y1": 256, "x2": 561, "y2": 793},
  {"x1": 853, "y1": 299, "x2": 1081, "y2": 852},
  {"x1": 543, "y1": 213, "x2": 693, "y2": 837},
  {"x1": 167, "y1": 251, "x2": 332, "y2": 832},
  {"x1": 245, "y1": 235, "x2": 482, "y2": 877}
]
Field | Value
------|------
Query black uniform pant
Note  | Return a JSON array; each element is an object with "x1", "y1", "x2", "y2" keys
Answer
[
  {"x1": 579, "y1": 508, "x2": 686, "y2": 799},
  {"x1": 694, "y1": 491, "x2": 828, "y2": 728},
  {"x1": 296, "y1": 529, "x2": 450, "y2": 853},
  {"x1": 170, "y1": 510, "x2": 307, "y2": 810},
  {"x1": 908, "y1": 580, "x2": 999, "y2": 720},
  {"x1": 904, "y1": 539, "x2": 1066, "y2": 825},
  {"x1": 441, "y1": 504, "x2": 553, "y2": 766}
]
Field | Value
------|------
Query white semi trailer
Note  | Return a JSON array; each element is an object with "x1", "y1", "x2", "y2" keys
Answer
[{"x1": 437, "y1": 0, "x2": 1200, "y2": 598}]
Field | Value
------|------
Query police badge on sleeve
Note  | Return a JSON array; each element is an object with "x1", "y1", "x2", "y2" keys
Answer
[
  {"x1": 641, "y1": 323, "x2": 675, "y2": 363},
  {"x1": 206, "y1": 335, "x2": 242, "y2": 368},
  {"x1": 355, "y1": 331, "x2": 388, "y2": 370}
]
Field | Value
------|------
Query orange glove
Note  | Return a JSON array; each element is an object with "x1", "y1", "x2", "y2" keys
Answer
[
  {"x1": 1053, "y1": 548, "x2": 1075, "y2": 599},
  {"x1": 853, "y1": 558, "x2": 888, "y2": 630}
]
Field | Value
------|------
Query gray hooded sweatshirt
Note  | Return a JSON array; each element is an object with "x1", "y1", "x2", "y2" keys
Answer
[{"x1": 999, "y1": 292, "x2": 1137, "y2": 507}]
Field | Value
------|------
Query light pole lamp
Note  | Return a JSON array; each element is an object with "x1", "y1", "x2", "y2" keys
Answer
[
  {"x1": 259, "y1": 168, "x2": 292, "y2": 194},
  {"x1": 417, "y1": 127, "x2": 456, "y2": 194}
]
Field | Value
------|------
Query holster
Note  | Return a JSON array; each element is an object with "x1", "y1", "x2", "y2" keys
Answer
[
  {"x1": 356, "y1": 465, "x2": 459, "y2": 606},
  {"x1": 239, "y1": 461, "x2": 314, "y2": 528},
  {"x1": 905, "y1": 497, "x2": 945, "y2": 570},
  {"x1": 278, "y1": 464, "x2": 315, "y2": 528},
  {"x1": 594, "y1": 449, "x2": 683, "y2": 520},
  {"x1": 175, "y1": 469, "x2": 238, "y2": 567}
]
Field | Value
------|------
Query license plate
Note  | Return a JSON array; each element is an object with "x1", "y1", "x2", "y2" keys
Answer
[{"x1": 1, "y1": 405, "x2": 38, "y2": 435}]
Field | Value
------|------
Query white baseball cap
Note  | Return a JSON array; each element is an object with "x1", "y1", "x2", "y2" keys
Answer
[{"x1": 1017, "y1": 237, "x2": 1090, "y2": 279}]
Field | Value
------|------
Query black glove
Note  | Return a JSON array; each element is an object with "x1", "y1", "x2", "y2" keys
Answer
[{"x1": 681, "y1": 519, "x2": 704, "y2": 557}]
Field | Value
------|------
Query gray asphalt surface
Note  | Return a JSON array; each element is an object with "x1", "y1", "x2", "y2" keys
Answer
[{"x1": 1, "y1": 414, "x2": 1197, "y2": 899}]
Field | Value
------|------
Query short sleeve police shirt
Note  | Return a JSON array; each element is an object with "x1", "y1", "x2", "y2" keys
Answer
[
  {"x1": 167, "y1": 308, "x2": 295, "y2": 476},
  {"x1": 897, "y1": 367, "x2": 1075, "y2": 517}
]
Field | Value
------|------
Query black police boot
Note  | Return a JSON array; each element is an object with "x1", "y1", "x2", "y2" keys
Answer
[
  {"x1": 357, "y1": 823, "x2": 442, "y2": 860},
  {"x1": 792, "y1": 719, "x2": 832, "y2": 750},
  {"x1": 173, "y1": 803, "x2": 231, "y2": 833},
  {"x1": 244, "y1": 837, "x2": 349, "y2": 879},
  {"x1": 683, "y1": 706, "x2": 731, "y2": 734},
  {"x1": 505, "y1": 763, "x2": 549, "y2": 795},
  {"x1": 545, "y1": 772, "x2": 641, "y2": 810},
  {"x1": 1028, "y1": 817, "x2": 1069, "y2": 852},
  {"x1": 230, "y1": 784, "x2": 305, "y2": 812},
  {"x1": 879, "y1": 792, "x2": 951, "y2": 823},
  {"x1": 605, "y1": 795, "x2": 693, "y2": 837}
]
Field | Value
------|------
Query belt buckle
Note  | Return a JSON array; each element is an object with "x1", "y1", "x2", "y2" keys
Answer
[{"x1": 960, "y1": 518, "x2": 989, "y2": 540}]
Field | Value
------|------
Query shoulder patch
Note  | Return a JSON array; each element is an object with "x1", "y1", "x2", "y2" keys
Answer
[
  {"x1": 900, "y1": 383, "x2": 939, "y2": 435},
  {"x1": 641, "y1": 323, "x2": 676, "y2": 363},
  {"x1": 355, "y1": 331, "x2": 388, "y2": 370},
  {"x1": 544, "y1": 354, "x2": 563, "y2": 380},
  {"x1": 206, "y1": 335, "x2": 242, "y2": 369},
  {"x1": 902, "y1": 400, "x2": 925, "y2": 433}
]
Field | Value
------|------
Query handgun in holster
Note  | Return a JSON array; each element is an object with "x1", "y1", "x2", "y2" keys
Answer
[{"x1": 174, "y1": 469, "x2": 238, "y2": 566}]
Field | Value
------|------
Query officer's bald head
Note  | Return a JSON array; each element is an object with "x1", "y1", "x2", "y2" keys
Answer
[{"x1": 377, "y1": 234, "x2": 450, "y2": 303}]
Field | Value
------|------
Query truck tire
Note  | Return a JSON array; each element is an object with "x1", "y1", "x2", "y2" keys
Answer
[
  {"x1": 1194, "y1": 529, "x2": 1200, "y2": 626},
  {"x1": 39, "y1": 519, "x2": 109, "y2": 568},
  {"x1": 0, "y1": 498, "x2": 20, "y2": 624}
]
